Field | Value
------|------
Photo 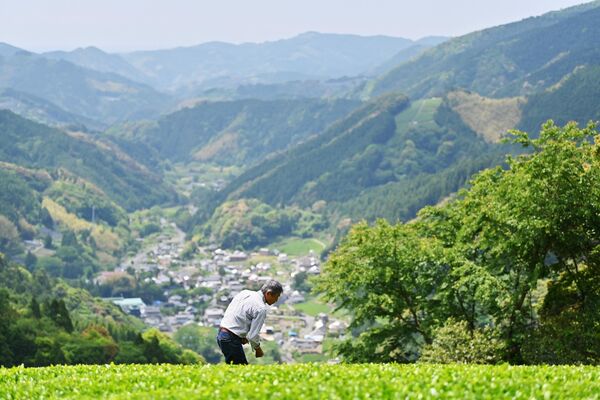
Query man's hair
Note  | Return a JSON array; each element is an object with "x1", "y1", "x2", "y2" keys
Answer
[{"x1": 261, "y1": 280, "x2": 283, "y2": 296}]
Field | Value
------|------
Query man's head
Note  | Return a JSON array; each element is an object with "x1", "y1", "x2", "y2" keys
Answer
[{"x1": 261, "y1": 280, "x2": 283, "y2": 305}]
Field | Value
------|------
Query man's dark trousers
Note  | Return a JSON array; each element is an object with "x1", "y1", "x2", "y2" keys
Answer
[{"x1": 217, "y1": 328, "x2": 248, "y2": 365}]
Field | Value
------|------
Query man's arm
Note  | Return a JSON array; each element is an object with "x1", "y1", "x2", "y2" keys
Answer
[{"x1": 247, "y1": 308, "x2": 267, "y2": 353}]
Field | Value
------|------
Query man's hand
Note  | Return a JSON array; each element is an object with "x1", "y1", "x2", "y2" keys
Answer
[
  {"x1": 241, "y1": 338, "x2": 249, "y2": 345},
  {"x1": 255, "y1": 347, "x2": 264, "y2": 358}
]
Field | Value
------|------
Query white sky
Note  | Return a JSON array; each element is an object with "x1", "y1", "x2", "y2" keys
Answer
[{"x1": 0, "y1": 0, "x2": 593, "y2": 52}]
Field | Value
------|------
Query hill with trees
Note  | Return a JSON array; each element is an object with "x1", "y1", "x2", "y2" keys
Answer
[
  {"x1": 0, "y1": 52, "x2": 171, "y2": 124},
  {"x1": 0, "y1": 110, "x2": 177, "y2": 211},
  {"x1": 0, "y1": 253, "x2": 203, "y2": 367},
  {"x1": 368, "y1": 1, "x2": 600, "y2": 99},
  {"x1": 112, "y1": 97, "x2": 361, "y2": 166},
  {"x1": 204, "y1": 93, "x2": 508, "y2": 232}
]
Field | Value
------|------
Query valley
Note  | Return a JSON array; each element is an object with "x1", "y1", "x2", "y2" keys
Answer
[{"x1": 1, "y1": 0, "x2": 600, "y2": 370}]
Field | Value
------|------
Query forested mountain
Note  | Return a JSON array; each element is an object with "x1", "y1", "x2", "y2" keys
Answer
[
  {"x1": 206, "y1": 93, "x2": 507, "y2": 226},
  {"x1": 121, "y1": 32, "x2": 416, "y2": 91},
  {"x1": 369, "y1": 1, "x2": 600, "y2": 99},
  {"x1": 518, "y1": 65, "x2": 600, "y2": 133},
  {"x1": 0, "y1": 52, "x2": 171, "y2": 124},
  {"x1": 182, "y1": 76, "x2": 368, "y2": 102},
  {"x1": 0, "y1": 110, "x2": 177, "y2": 211},
  {"x1": 113, "y1": 98, "x2": 361, "y2": 166},
  {"x1": 369, "y1": 36, "x2": 449, "y2": 76},
  {"x1": 0, "y1": 88, "x2": 104, "y2": 130},
  {"x1": 43, "y1": 46, "x2": 147, "y2": 85}
]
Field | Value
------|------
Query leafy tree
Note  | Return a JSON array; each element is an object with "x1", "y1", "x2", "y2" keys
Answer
[
  {"x1": 24, "y1": 251, "x2": 37, "y2": 271},
  {"x1": 419, "y1": 319, "x2": 504, "y2": 364},
  {"x1": 317, "y1": 219, "x2": 447, "y2": 362},
  {"x1": 0, "y1": 215, "x2": 21, "y2": 255},
  {"x1": 319, "y1": 122, "x2": 600, "y2": 364},
  {"x1": 174, "y1": 325, "x2": 221, "y2": 364},
  {"x1": 46, "y1": 299, "x2": 74, "y2": 333}
]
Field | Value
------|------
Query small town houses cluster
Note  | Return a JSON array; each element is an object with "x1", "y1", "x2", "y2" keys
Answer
[{"x1": 98, "y1": 236, "x2": 347, "y2": 359}]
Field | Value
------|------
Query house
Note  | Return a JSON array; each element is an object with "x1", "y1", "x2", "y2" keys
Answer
[
  {"x1": 106, "y1": 297, "x2": 146, "y2": 317},
  {"x1": 290, "y1": 338, "x2": 322, "y2": 354},
  {"x1": 228, "y1": 251, "x2": 248, "y2": 262},
  {"x1": 174, "y1": 312, "x2": 195, "y2": 326},
  {"x1": 287, "y1": 290, "x2": 305, "y2": 304},
  {"x1": 204, "y1": 308, "x2": 225, "y2": 327},
  {"x1": 328, "y1": 320, "x2": 348, "y2": 337},
  {"x1": 143, "y1": 306, "x2": 162, "y2": 319}
]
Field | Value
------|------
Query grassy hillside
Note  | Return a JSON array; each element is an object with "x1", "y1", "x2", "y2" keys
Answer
[
  {"x1": 2, "y1": 363, "x2": 599, "y2": 399},
  {"x1": 369, "y1": 1, "x2": 600, "y2": 99}
]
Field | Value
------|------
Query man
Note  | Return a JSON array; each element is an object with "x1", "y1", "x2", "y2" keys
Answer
[{"x1": 217, "y1": 280, "x2": 283, "y2": 364}]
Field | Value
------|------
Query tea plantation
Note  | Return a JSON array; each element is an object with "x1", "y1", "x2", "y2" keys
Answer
[{"x1": 1, "y1": 363, "x2": 599, "y2": 399}]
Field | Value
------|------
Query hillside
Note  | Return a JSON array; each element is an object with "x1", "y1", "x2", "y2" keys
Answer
[
  {"x1": 43, "y1": 46, "x2": 147, "y2": 85},
  {"x1": 208, "y1": 93, "x2": 506, "y2": 225},
  {"x1": 0, "y1": 52, "x2": 171, "y2": 124},
  {"x1": 0, "y1": 110, "x2": 177, "y2": 211},
  {"x1": 114, "y1": 98, "x2": 361, "y2": 166},
  {"x1": 369, "y1": 1, "x2": 600, "y2": 99},
  {"x1": 518, "y1": 65, "x2": 600, "y2": 133},
  {"x1": 0, "y1": 88, "x2": 104, "y2": 130}
]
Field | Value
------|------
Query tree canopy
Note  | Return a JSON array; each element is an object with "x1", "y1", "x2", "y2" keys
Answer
[{"x1": 317, "y1": 121, "x2": 600, "y2": 364}]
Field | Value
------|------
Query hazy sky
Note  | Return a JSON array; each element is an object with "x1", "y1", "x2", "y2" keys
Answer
[{"x1": 0, "y1": 0, "x2": 593, "y2": 52}]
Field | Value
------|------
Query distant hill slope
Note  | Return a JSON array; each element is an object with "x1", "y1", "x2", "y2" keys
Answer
[
  {"x1": 43, "y1": 46, "x2": 147, "y2": 85},
  {"x1": 116, "y1": 98, "x2": 361, "y2": 166},
  {"x1": 0, "y1": 42, "x2": 28, "y2": 57},
  {"x1": 0, "y1": 53, "x2": 171, "y2": 124},
  {"x1": 0, "y1": 88, "x2": 104, "y2": 130},
  {"x1": 369, "y1": 1, "x2": 600, "y2": 99},
  {"x1": 518, "y1": 65, "x2": 600, "y2": 133},
  {"x1": 207, "y1": 93, "x2": 506, "y2": 224},
  {"x1": 0, "y1": 110, "x2": 177, "y2": 210},
  {"x1": 122, "y1": 32, "x2": 415, "y2": 91},
  {"x1": 369, "y1": 37, "x2": 449, "y2": 76}
]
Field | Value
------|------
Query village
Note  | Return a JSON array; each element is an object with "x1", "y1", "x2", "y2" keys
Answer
[{"x1": 97, "y1": 220, "x2": 348, "y2": 363}]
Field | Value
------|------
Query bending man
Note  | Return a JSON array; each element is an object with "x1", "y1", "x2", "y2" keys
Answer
[{"x1": 217, "y1": 279, "x2": 283, "y2": 364}]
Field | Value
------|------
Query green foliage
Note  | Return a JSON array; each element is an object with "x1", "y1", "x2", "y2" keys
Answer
[
  {"x1": 142, "y1": 328, "x2": 205, "y2": 365},
  {"x1": 173, "y1": 325, "x2": 222, "y2": 364},
  {"x1": 317, "y1": 219, "x2": 446, "y2": 362},
  {"x1": 0, "y1": 169, "x2": 43, "y2": 229},
  {"x1": 203, "y1": 198, "x2": 326, "y2": 250},
  {"x1": 318, "y1": 122, "x2": 600, "y2": 364},
  {"x1": 519, "y1": 65, "x2": 600, "y2": 134},
  {"x1": 208, "y1": 94, "x2": 505, "y2": 234},
  {"x1": 124, "y1": 98, "x2": 360, "y2": 166},
  {"x1": 45, "y1": 180, "x2": 127, "y2": 227},
  {"x1": 419, "y1": 319, "x2": 504, "y2": 364},
  {"x1": 0, "y1": 110, "x2": 177, "y2": 211},
  {"x1": 139, "y1": 223, "x2": 161, "y2": 238},
  {"x1": 1, "y1": 364, "x2": 600, "y2": 399}
]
